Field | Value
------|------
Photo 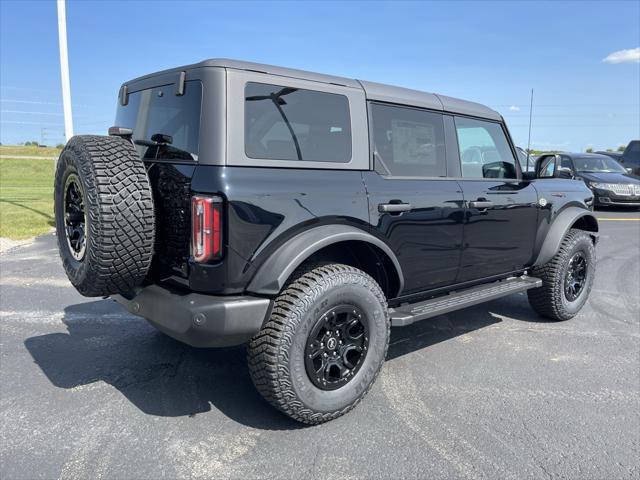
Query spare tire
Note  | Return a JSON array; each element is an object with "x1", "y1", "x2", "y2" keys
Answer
[{"x1": 54, "y1": 135, "x2": 155, "y2": 297}]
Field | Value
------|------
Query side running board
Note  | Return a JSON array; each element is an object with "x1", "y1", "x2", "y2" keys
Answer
[{"x1": 389, "y1": 276, "x2": 542, "y2": 327}]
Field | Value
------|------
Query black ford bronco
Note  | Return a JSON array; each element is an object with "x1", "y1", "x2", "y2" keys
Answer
[{"x1": 54, "y1": 59, "x2": 598, "y2": 424}]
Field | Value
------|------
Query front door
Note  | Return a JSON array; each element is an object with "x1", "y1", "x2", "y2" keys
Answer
[
  {"x1": 364, "y1": 103, "x2": 465, "y2": 296},
  {"x1": 453, "y1": 116, "x2": 539, "y2": 282}
]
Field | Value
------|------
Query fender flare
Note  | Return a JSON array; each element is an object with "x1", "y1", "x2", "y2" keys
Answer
[
  {"x1": 532, "y1": 207, "x2": 598, "y2": 267},
  {"x1": 246, "y1": 225, "x2": 404, "y2": 296}
]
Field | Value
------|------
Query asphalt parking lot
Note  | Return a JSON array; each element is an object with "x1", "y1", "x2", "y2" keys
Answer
[{"x1": 1, "y1": 209, "x2": 639, "y2": 479}]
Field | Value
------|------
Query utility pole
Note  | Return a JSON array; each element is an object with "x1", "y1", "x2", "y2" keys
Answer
[
  {"x1": 57, "y1": 0, "x2": 73, "y2": 141},
  {"x1": 526, "y1": 88, "x2": 533, "y2": 171}
]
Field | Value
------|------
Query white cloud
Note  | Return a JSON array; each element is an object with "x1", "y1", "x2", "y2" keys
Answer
[
  {"x1": 602, "y1": 48, "x2": 640, "y2": 64},
  {"x1": 508, "y1": 105, "x2": 520, "y2": 111}
]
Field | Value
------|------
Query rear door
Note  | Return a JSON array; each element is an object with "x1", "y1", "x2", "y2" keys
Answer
[
  {"x1": 363, "y1": 103, "x2": 465, "y2": 296},
  {"x1": 453, "y1": 116, "x2": 539, "y2": 282}
]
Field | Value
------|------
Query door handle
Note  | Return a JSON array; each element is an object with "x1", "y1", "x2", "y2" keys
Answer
[
  {"x1": 378, "y1": 202, "x2": 413, "y2": 213},
  {"x1": 468, "y1": 200, "x2": 494, "y2": 209}
]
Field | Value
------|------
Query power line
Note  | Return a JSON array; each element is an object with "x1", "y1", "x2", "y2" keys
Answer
[{"x1": 0, "y1": 99, "x2": 89, "y2": 107}]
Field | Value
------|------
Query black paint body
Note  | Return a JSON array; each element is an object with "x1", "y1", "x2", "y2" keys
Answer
[
  {"x1": 147, "y1": 161, "x2": 594, "y2": 303},
  {"x1": 116, "y1": 60, "x2": 597, "y2": 307}
]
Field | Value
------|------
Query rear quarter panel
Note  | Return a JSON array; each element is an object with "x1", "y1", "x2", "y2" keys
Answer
[{"x1": 190, "y1": 166, "x2": 370, "y2": 293}]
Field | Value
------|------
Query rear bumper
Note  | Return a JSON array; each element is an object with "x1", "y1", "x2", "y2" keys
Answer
[{"x1": 113, "y1": 284, "x2": 272, "y2": 348}]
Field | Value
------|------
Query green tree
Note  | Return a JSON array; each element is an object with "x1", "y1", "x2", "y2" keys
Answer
[
  {"x1": 56, "y1": 143, "x2": 64, "y2": 149},
  {"x1": 617, "y1": 145, "x2": 626, "y2": 152},
  {"x1": 585, "y1": 147, "x2": 593, "y2": 153}
]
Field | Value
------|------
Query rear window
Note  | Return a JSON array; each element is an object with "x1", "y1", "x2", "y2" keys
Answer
[
  {"x1": 115, "y1": 81, "x2": 202, "y2": 161},
  {"x1": 244, "y1": 82, "x2": 352, "y2": 162}
]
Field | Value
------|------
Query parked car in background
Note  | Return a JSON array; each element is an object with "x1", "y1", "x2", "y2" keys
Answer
[
  {"x1": 597, "y1": 140, "x2": 640, "y2": 176},
  {"x1": 538, "y1": 152, "x2": 640, "y2": 208},
  {"x1": 516, "y1": 146, "x2": 536, "y2": 173}
]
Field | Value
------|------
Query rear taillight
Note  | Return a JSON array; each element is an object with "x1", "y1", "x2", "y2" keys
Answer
[{"x1": 191, "y1": 195, "x2": 223, "y2": 263}]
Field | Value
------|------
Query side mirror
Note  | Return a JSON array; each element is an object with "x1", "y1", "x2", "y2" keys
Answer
[
  {"x1": 557, "y1": 167, "x2": 574, "y2": 179},
  {"x1": 536, "y1": 154, "x2": 560, "y2": 178},
  {"x1": 534, "y1": 154, "x2": 572, "y2": 179}
]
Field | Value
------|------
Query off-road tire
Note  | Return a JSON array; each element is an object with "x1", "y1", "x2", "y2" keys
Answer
[
  {"x1": 527, "y1": 229, "x2": 596, "y2": 321},
  {"x1": 54, "y1": 135, "x2": 155, "y2": 297},
  {"x1": 247, "y1": 263, "x2": 390, "y2": 424}
]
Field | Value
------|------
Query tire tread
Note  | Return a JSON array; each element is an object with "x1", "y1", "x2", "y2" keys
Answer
[
  {"x1": 247, "y1": 263, "x2": 389, "y2": 424},
  {"x1": 528, "y1": 228, "x2": 595, "y2": 321},
  {"x1": 55, "y1": 135, "x2": 155, "y2": 297}
]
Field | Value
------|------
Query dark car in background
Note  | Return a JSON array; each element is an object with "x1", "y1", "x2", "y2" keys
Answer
[
  {"x1": 539, "y1": 152, "x2": 640, "y2": 208},
  {"x1": 597, "y1": 140, "x2": 640, "y2": 176}
]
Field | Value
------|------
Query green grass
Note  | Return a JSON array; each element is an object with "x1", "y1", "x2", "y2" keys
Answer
[
  {"x1": 0, "y1": 157, "x2": 55, "y2": 239},
  {"x1": 0, "y1": 145, "x2": 62, "y2": 157}
]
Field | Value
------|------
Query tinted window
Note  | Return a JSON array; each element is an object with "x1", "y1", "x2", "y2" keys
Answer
[
  {"x1": 115, "y1": 81, "x2": 201, "y2": 161},
  {"x1": 560, "y1": 156, "x2": 573, "y2": 169},
  {"x1": 455, "y1": 117, "x2": 517, "y2": 178},
  {"x1": 573, "y1": 155, "x2": 626, "y2": 173},
  {"x1": 245, "y1": 82, "x2": 351, "y2": 162},
  {"x1": 370, "y1": 103, "x2": 446, "y2": 177}
]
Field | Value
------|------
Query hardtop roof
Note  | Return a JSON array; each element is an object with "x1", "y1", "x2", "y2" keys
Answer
[{"x1": 123, "y1": 58, "x2": 502, "y2": 121}]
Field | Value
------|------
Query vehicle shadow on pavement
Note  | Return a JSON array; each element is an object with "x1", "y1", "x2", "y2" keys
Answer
[
  {"x1": 24, "y1": 300, "x2": 305, "y2": 430},
  {"x1": 387, "y1": 310, "x2": 502, "y2": 360},
  {"x1": 24, "y1": 298, "x2": 527, "y2": 429}
]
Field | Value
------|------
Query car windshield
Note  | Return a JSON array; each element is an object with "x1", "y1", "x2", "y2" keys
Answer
[{"x1": 573, "y1": 156, "x2": 626, "y2": 173}]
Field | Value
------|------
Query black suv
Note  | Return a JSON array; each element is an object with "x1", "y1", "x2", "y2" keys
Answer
[{"x1": 54, "y1": 59, "x2": 598, "y2": 424}]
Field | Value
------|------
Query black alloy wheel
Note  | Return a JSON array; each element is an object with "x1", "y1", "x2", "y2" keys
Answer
[
  {"x1": 305, "y1": 305, "x2": 369, "y2": 390},
  {"x1": 64, "y1": 173, "x2": 87, "y2": 261},
  {"x1": 564, "y1": 251, "x2": 587, "y2": 302}
]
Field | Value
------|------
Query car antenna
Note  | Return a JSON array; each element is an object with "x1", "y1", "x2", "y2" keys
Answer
[{"x1": 526, "y1": 88, "x2": 534, "y2": 170}]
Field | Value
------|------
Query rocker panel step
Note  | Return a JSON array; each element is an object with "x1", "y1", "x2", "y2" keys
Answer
[{"x1": 389, "y1": 276, "x2": 542, "y2": 327}]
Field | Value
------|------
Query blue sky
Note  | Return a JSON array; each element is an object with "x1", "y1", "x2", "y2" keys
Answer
[{"x1": 1, "y1": 0, "x2": 638, "y2": 152}]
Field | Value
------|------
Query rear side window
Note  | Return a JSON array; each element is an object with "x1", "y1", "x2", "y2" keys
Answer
[
  {"x1": 455, "y1": 117, "x2": 517, "y2": 179},
  {"x1": 370, "y1": 103, "x2": 446, "y2": 177},
  {"x1": 115, "y1": 81, "x2": 202, "y2": 161},
  {"x1": 245, "y1": 82, "x2": 352, "y2": 162}
]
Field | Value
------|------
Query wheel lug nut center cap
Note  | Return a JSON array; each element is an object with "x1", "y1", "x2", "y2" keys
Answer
[{"x1": 326, "y1": 337, "x2": 337, "y2": 350}]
